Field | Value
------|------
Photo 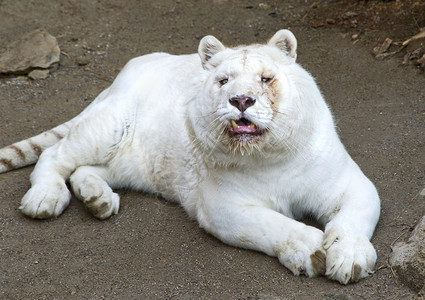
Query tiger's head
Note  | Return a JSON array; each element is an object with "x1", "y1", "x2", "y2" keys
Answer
[{"x1": 190, "y1": 30, "x2": 324, "y2": 163}]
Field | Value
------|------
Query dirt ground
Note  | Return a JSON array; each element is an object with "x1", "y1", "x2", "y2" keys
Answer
[{"x1": 1, "y1": 1, "x2": 424, "y2": 299}]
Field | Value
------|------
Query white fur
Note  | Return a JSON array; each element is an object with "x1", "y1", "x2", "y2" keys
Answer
[{"x1": 11, "y1": 30, "x2": 380, "y2": 284}]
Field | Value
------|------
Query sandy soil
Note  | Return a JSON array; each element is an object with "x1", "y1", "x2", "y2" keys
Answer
[{"x1": 0, "y1": 1, "x2": 424, "y2": 299}]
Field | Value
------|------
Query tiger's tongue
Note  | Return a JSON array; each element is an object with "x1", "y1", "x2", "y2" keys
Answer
[{"x1": 230, "y1": 119, "x2": 257, "y2": 133}]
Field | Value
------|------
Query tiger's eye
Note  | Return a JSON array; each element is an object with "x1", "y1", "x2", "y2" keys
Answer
[
  {"x1": 219, "y1": 78, "x2": 228, "y2": 86},
  {"x1": 261, "y1": 77, "x2": 273, "y2": 83}
]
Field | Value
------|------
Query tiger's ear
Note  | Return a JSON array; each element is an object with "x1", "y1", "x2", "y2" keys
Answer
[
  {"x1": 268, "y1": 29, "x2": 297, "y2": 60},
  {"x1": 198, "y1": 35, "x2": 226, "y2": 68}
]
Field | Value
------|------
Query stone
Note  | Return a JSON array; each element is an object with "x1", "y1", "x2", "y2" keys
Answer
[
  {"x1": 76, "y1": 54, "x2": 91, "y2": 66},
  {"x1": 28, "y1": 69, "x2": 50, "y2": 80},
  {"x1": 0, "y1": 29, "x2": 60, "y2": 74},
  {"x1": 389, "y1": 216, "x2": 425, "y2": 294}
]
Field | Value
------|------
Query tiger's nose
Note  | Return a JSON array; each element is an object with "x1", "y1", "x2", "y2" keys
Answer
[{"x1": 229, "y1": 96, "x2": 256, "y2": 112}]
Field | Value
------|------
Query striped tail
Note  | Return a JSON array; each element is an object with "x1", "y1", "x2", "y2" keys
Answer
[{"x1": 0, "y1": 120, "x2": 73, "y2": 174}]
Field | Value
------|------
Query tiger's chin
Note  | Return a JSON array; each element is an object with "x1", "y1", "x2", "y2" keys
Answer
[{"x1": 226, "y1": 118, "x2": 267, "y2": 155}]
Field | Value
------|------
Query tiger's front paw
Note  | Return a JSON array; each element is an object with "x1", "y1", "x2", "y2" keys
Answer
[
  {"x1": 277, "y1": 225, "x2": 326, "y2": 277},
  {"x1": 70, "y1": 173, "x2": 119, "y2": 220},
  {"x1": 324, "y1": 228, "x2": 377, "y2": 284},
  {"x1": 80, "y1": 187, "x2": 120, "y2": 220},
  {"x1": 19, "y1": 181, "x2": 71, "y2": 219}
]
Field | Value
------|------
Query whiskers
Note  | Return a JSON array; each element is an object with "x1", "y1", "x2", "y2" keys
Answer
[
  {"x1": 190, "y1": 110, "x2": 219, "y2": 120},
  {"x1": 228, "y1": 135, "x2": 263, "y2": 156},
  {"x1": 186, "y1": 104, "x2": 316, "y2": 163},
  {"x1": 188, "y1": 108, "x2": 266, "y2": 158},
  {"x1": 187, "y1": 111, "x2": 228, "y2": 157},
  {"x1": 263, "y1": 107, "x2": 316, "y2": 162}
]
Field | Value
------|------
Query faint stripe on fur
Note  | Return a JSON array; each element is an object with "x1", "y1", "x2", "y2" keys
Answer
[
  {"x1": 28, "y1": 141, "x2": 42, "y2": 156},
  {"x1": 0, "y1": 158, "x2": 14, "y2": 171},
  {"x1": 49, "y1": 129, "x2": 63, "y2": 140},
  {"x1": 9, "y1": 145, "x2": 26, "y2": 161}
]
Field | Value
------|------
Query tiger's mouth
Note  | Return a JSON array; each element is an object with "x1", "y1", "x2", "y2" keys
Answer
[{"x1": 228, "y1": 118, "x2": 264, "y2": 137}]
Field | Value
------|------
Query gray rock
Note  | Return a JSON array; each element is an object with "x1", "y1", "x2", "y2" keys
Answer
[
  {"x1": 76, "y1": 54, "x2": 91, "y2": 66},
  {"x1": 28, "y1": 69, "x2": 50, "y2": 80},
  {"x1": 0, "y1": 29, "x2": 60, "y2": 74},
  {"x1": 389, "y1": 215, "x2": 425, "y2": 294}
]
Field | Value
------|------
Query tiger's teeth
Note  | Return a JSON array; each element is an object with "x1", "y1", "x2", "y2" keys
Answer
[
  {"x1": 250, "y1": 123, "x2": 256, "y2": 128},
  {"x1": 231, "y1": 120, "x2": 238, "y2": 129}
]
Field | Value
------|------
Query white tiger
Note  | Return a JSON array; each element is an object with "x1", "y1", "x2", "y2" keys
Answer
[{"x1": 0, "y1": 30, "x2": 380, "y2": 284}]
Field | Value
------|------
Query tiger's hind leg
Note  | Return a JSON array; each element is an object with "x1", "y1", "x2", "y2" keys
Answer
[{"x1": 70, "y1": 166, "x2": 120, "y2": 220}]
